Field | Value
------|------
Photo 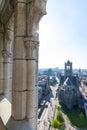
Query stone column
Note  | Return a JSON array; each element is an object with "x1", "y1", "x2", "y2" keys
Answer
[
  {"x1": 5, "y1": 15, "x2": 14, "y2": 102},
  {"x1": 35, "y1": 43, "x2": 39, "y2": 129},
  {"x1": 24, "y1": 36, "x2": 38, "y2": 130},
  {"x1": 12, "y1": 0, "x2": 27, "y2": 120},
  {"x1": 11, "y1": 0, "x2": 47, "y2": 130},
  {"x1": 25, "y1": 0, "x2": 47, "y2": 129},
  {"x1": 2, "y1": 49, "x2": 12, "y2": 101},
  {"x1": 1, "y1": 23, "x2": 13, "y2": 101},
  {"x1": 0, "y1": 24, "x2": 4, "y2": 95}
]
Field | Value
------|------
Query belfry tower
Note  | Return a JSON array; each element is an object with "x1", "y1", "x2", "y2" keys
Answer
[{"x1": 64, "y1": 60, "x2": 72, "y2": 81}]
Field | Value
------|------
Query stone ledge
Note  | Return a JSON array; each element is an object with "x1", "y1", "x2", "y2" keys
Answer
[{"x1": 6, "y1": 118, "x2": 33, "y2": 130}]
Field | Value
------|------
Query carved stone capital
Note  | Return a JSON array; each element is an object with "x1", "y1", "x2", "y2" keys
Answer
[
  {"x1": 24, "y1": 36, "x2": 39, "y2": 60},
  {"x1": 2, "y1": 49, "x2": 12, "y2": 58},
  {"x1": 24, "y1": 37, "x2": 36, "y2": 50}
]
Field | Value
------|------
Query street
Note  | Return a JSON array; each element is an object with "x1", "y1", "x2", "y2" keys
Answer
[{"x1": 38, "y1": 85, "x2": 58, "y2": 130}]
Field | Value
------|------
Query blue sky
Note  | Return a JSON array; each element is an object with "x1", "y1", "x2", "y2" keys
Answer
[{"x1": 39, "y1": 0, "x2": 87, "y2": 69}]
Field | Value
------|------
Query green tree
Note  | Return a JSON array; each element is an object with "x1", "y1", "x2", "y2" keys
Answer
[
  {"x1": 52, "y1": 119, "x2": 62, "y2": 129},
  {"x1": 56, "y1": 110, "x2": 64, "y2": 123}
]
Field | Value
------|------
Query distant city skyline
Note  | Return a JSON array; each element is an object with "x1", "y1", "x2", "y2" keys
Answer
[{"x1": 39, "y1": 0, "x2": 87, "y2": 69}]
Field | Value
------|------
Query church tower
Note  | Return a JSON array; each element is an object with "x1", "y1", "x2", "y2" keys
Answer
[{"x1": 64, "y1": 60, "x2": 72, "y2": 81}]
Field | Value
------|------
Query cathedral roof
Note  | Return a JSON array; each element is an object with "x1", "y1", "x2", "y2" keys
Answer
[{"x1": 63, "y1": 77, "x2": 73, "y2": 86}]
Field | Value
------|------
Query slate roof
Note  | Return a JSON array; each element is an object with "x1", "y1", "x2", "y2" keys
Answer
[
  {"x1": 63, "y1": 77, "x2": 73, "y2": 86},
  {"x1": 78, "y1": 99, "x2": 87, "y2": 107}
]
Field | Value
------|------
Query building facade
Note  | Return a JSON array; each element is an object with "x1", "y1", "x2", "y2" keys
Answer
[{"x1": 58, "y1": 60, "x2": 80, "y2": 109}]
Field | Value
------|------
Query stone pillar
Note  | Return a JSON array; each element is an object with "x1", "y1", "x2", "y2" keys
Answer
[
  {"x1": 5, "y1": 14, "x2": 14, "y2": 102},
  {"x1": 1, "y1": 24, "x2": 13, "y2": 101},
  {"x1": 25, "y1": 0, "x2": 47, "y2": 129},
  {"x1": 24, "y1": 36, "x2": 38, "y2": 130},
  {"x1": 2, "y1": 49, "x2": 12, "y2": 101},
  {"x1": 35, "y1": 42, "x2": 39, "y2": 129},
  {"x1": 0, "y1": 24, "x2": 4, "y2": 95},
  {"x1": 12, "y1": 0, "x2": 27, "y2": 120},
  {"x1": 11, "y1": 0, "x2": 47, "y2": 130}
]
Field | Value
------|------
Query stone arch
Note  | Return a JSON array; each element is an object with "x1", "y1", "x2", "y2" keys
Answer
[{"x1": 0, "y1": 0, "x2": 47, "y2": 130}]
